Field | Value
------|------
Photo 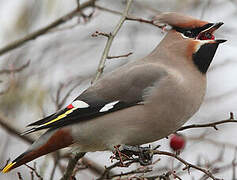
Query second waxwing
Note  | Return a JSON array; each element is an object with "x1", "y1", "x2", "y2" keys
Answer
[{"x1": 2, "y1": 12, "x2": 226, "y2": 173}]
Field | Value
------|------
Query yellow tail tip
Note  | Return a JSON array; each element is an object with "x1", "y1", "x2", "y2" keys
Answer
[{"x1": 1, "y1": 162, "x2": 16, "y2": 173}]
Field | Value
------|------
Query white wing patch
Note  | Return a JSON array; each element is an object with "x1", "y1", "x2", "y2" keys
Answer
[
  {"x1": 99, "y1": 101, "x2": 119, "y2": 112},
  {"x1": 72, "y1": 100, "x2": 89, "y2": 108}
]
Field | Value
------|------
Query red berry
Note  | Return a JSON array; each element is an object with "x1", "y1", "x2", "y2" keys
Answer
[{"x1": 169, "y1": 134, "x2": 186, "y2": 151}]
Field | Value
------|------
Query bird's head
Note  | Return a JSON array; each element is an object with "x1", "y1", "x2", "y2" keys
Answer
[
  {"x1": 185, "y1": 23, "x2": 226, "y2": 73},
  {"x1": 153, "y1": 12, "x2": 217, "y2": 39},
  {"x1": 153, "y1": 12, "x2": 226, "y2": 73}
]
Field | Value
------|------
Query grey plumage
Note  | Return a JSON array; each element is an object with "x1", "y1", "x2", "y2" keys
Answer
[{"x1": 69, "y1": 30, "x2": 207, "y2": 152}]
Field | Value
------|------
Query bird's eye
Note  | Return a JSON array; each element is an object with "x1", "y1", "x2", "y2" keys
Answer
[{"x1": 184, "y1": 30, "x2": 194, "y2": 38}]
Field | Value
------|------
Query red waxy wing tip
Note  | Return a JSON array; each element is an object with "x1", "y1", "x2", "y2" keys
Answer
[{"x1": 67, "y1": 104, "x2": 74, "y2": 109}]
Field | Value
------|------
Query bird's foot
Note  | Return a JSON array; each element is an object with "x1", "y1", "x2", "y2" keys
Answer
[
  {"x1": 121, "y1": 145, "x2": 155, "y2": 166},
  {"x1": 111, "y1": 145, "x2": 132, "y2": 166},
  {"x1": 111, "y1": 145, "x2": 158, "y2": 166}
]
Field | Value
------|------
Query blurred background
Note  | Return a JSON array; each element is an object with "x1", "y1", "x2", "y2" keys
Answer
[{"x1": 0, "y1": 0, "x2": 236, "y2": 179}]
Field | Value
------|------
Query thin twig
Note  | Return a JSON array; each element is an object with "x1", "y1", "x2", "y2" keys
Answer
[
  {"x1": 91, "y1": 0, "x2": 133, "y2": 84},
  {"x1": 0, "y1": 0, "x2": 97, "y2": 57},
  {"x1": 25, "y1": 163, "x2": 43, "y2": 180},
  {"x1": 126, "y1": 16, "x2": 164, "y2": 28},
  {"x1": 30, "y1": 171, "x2": 34, "y2": 180},
  {"x1": 97, "y1": 159, "x2": 140, "y2": 180},
  {"x1": 95, "y1": 5, "x2": 164, "y2": 29},
  {"x1": 178, "y1": 112, "x2": 237, "y2": 131},
  {"x1": 109, "y1": 167, "x2": 152, "y2": 179},
  {"x1": 107, "y1": 52, "x2": 133, "y2": 59},
  {"x1": 151, "y1": 150, "x2": 220, "y2": 180},
  {"x1": 17, "y1": 172, "x2": 23, "y2": 180}
]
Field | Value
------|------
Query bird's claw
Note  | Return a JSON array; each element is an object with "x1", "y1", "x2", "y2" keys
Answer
[
  {"x1": 111, "y1": 145, "x2": 131, "y2": 166},
  {"x1": 121, "y1": 145, "x2": 153, "y2": 166}
]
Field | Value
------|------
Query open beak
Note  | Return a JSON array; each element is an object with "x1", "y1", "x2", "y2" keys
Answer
[
  {"x1": 197, "y1": 22, "x2": 225, "y2": 41},
  {"x1": 215, "y1": 39, "x2": 227, "y2": 44},
  {"x1": 205, "y1": 22, "x2": 224, "y2": 33}
]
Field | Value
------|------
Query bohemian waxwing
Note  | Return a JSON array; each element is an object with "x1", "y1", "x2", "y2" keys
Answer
[{"x1": 2, "y1": 12, "x2": 226, "y2": 173}]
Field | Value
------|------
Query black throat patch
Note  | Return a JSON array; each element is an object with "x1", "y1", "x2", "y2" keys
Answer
[{"x1": 192, "y1": 43, "x2": 219, "y2": 73}]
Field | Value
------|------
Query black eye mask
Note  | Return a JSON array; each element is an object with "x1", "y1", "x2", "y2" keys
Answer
[{"x1": 173, "y1": 23, "x2": 214, "y2": 38}]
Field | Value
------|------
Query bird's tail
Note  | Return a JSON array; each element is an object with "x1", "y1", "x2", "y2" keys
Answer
[{"x1": 2, "y1": 128, "x2": 73, "y2": 173}]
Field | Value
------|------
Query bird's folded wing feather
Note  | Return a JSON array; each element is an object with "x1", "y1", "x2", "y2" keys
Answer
[{"x1": 22, "y1": 63, "x2": 166, "y2": 135}]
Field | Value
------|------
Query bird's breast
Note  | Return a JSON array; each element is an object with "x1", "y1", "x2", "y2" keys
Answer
[{"x1": 143, "y1": 70, "x2": 206, "y2": 136}]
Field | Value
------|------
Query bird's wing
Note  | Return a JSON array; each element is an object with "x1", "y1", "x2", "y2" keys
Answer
[{"x1": 23, "y1": 63, "x2": 166, "y2": 135}]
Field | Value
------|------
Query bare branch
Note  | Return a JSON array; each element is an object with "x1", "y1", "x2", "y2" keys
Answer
[
  {"x1": 91, "y1": 0, "x2": 134, "y2": 84},
  {"x1": 30, "y1": 171, "x2": 34, "y2": 180},
  {"x1": 97, "y1": 144, "x2": 222, "y2": 179},
  {"x1": 25, "y1": 163, "x2": 43, "y2": 180},
  {"x1": 107, "y1": 52, "x2": 133, "y2": 59},
  {"x1": 109, "y1": 167, "x2": 152, "y2": 179},
  {"x1": 0, "y1": 0, "x2": 97, "y2": 57},
  {"x1": 178, "y1": 112, "x2": 237, "y2": 131},
  {"x1": 152, "y1": 150, "x2": 221, "y2": 180},
  {"x1": 17, "y1": 172, "x2": 23, "y2": 180},
  {"x1": 95, "y1": 5, "x2": 164, "y2": 29},
  {"x1": 97, "y1": 159, "x2": 140, "y2": 180},
  {"x1": 126, "y1": 16, "x2": 164, "y2": 29}
]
